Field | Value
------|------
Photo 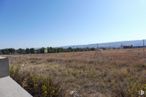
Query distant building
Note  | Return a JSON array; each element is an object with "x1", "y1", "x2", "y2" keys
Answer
[{"x1": 44, "y1": 48, "x2": 48, "y2": 53}]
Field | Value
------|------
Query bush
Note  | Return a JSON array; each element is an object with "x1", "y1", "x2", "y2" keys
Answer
[
  {"x1": 110, "y1": 76, "x2": 146, "y2": 97},
  {"x1": 10, "y1": 65, "x2": 64, "y2": 97}
]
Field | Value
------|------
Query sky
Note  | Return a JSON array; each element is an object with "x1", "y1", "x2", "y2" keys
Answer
[{"x1": 0, "y1": 0, "x2": 146, "y2": 49}]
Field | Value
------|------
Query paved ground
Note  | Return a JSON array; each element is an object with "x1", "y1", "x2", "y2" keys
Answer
[{"x1": 0, "y1": 76, "x2": 32, "y2": 97}]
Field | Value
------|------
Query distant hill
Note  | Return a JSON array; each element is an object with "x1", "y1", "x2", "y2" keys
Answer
[{"x1": 63, "y1": 40, "x2": 146, "y2": 49}]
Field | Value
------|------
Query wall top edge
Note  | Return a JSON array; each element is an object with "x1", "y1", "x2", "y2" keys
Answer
[{"x1": 0, "y1": 57, "x2": 7, "y2": 60}]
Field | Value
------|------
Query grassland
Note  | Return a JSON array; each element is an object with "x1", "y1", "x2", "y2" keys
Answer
[{"x1": 5, "y1": 48, "x2": 146, "y2": 97}]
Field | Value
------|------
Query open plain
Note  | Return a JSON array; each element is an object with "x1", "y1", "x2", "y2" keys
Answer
[{"x1": 4, "y1": 48, "x2": 146, "y2": 97}]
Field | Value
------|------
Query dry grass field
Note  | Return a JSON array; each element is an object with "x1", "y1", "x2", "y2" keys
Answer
[{"x1": 4, "y1": 48, "x2": 146, "y2": 97}]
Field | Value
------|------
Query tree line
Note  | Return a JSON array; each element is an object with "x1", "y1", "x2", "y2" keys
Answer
[{"x1": 0, "y1": 47, "x2": 96, "y2": 55}]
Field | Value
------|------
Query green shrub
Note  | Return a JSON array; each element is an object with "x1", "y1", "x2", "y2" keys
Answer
[
  {"x1": 111, "y1": 77, "x2": 146, "y2": 97},
  {"x1": 10, "y1": 65, "x2": 64, "y2": 97}
]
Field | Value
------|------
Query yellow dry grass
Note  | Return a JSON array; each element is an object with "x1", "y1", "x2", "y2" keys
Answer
[{"x1": 4, "y1": 48, "x2": 146, "y2": 97}]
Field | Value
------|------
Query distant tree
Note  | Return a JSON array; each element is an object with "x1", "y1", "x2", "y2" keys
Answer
[
  {"x1": 8, "y1": 48, "x2": 15, "y2": 54},
  {"x1": 38, "y1": 47, "x2": 45, "y2": 53},
  {"x1": 25, "y1": 48, "x2": 30, "y2": 54},
  {"x1": 67, "y1": 47, "x2": 73, "y2": 52},
  {"x1": 57, "y1": 48, "x2": 64, "y2": 52},
  {"x1": 90, "y1": 48, "x2": 95, "y2": 51},
  {"x1": 0, "y1": 46, "x2": 97, "y2": 55},
  {"x1": 1, "y1": 49, "x2": 9, "y2": 54},
  {"x1": 47, "y1": 47, "x2": 50, "y2": 53},
  {"x1": 123, "y1": 45, "x2": 133, "y2": 49},
  {"x1": 17, "y1": 48, "x2": 25, "y2": 54},
  {"x1": 30, "y1": 48, "x2": 35, "y2": 54},
  {"x1": 47, "y1": 47, "x2": 54, "y2": 53}
]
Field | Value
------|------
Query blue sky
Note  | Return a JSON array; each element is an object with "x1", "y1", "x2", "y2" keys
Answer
[{"x1": 0, "y1": 0, "x2": 146, "y2": 48}]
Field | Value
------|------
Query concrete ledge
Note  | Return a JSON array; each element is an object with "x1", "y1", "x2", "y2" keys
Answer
[{"x1": 0, "y1": 76, "x2": 32, "y2": 97}]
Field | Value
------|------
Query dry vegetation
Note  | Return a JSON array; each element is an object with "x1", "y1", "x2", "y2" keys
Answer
[{"x1": 5, "y1": 48, "x2": 146, "y2": 97}]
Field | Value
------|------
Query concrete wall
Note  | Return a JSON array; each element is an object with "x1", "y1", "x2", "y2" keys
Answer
[{"x1": 0, "y1": 57, "x2": 9, "y2": 78}]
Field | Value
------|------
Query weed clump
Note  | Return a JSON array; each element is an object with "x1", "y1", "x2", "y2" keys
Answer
[{"x1": 10, "y1": 65, "x2": 64, "y2": 97}]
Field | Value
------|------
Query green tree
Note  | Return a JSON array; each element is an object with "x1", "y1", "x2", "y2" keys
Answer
[
  {"x1": 30, "y1": 48, "x2": 35, "y2": 54},
  {"x1": 17, "y1": 48, "x2": 25, "y2": 54},
  {"x1": 26, "y1": 48, "x2": 30, "y2": 54}
]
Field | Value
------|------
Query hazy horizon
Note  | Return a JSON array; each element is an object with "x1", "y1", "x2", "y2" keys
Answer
[
  {"x1": 0, "y1": 39, "x2": 145, "y2": 49},
  {"x1": 0, "y1": 0, "x2": 146, "y2": 48}
]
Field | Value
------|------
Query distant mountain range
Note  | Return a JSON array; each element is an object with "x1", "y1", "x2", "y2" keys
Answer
[{"x1": 62, "y1": 39, "x2": 146, "y2": 49}]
